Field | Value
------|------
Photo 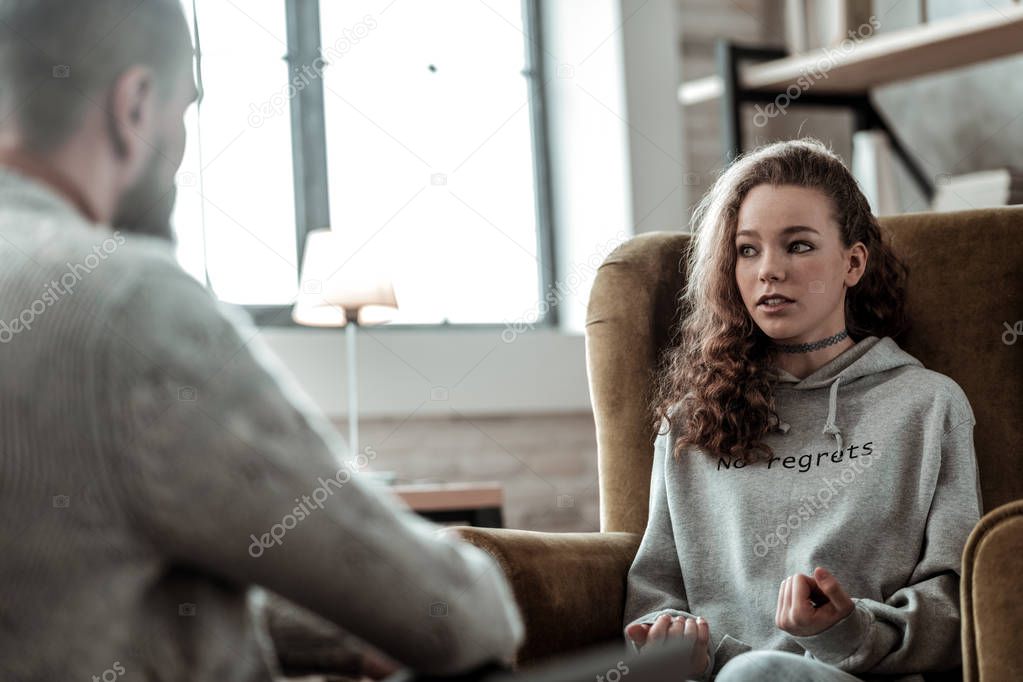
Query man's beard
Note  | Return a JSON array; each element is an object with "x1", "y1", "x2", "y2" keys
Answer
[{"x1": 112, "y1": 143, "x2": 178, "y2": 243}]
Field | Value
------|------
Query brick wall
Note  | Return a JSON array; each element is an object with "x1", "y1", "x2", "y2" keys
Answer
[{"x1": 331, "y1": 412, "x2": 601, "y2": 532}]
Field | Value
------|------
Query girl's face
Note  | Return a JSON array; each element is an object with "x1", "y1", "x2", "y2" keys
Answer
[{"x1": 734, "y1": 184, "x2": 867, "y2": 345}]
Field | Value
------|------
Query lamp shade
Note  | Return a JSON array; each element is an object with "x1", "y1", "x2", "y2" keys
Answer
[{"x1": 292, "y1": 228, "x2": 400, "y2": 327}]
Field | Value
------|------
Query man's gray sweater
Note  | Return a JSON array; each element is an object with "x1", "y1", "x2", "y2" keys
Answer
[{"x1": 0, "y1": 166, "x2": 523, "y2": 681}]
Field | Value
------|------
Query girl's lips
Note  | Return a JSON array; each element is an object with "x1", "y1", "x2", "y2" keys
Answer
[{"x1": 758, "y1": 299, "x2": 795, "y2": 313}]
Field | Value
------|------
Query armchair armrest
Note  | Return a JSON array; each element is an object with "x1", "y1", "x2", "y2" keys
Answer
[
  {"x1": 962, "y1": 499, "x2": 1023, "y2": 682},
  {"x1": 445, "y1": 527, "x2": 641, "y2": 666}
]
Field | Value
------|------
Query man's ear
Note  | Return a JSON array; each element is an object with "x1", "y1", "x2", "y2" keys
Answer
[{"x1": 106, "y1": 65, "x2": 158, "y2": 168}]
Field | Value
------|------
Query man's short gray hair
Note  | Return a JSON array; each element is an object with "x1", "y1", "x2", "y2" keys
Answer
[{"x1": 0, "y1": 0, "x2": 191, "y2": 153}]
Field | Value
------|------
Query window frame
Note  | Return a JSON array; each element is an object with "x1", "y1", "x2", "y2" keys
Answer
[{"x1": 237, "y1": 0, "x2": 558, "y2": 330}]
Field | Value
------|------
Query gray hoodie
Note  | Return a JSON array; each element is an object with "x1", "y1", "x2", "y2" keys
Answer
[{"x1": 623, "y1": 335, "x2": 983, "y2": 681}]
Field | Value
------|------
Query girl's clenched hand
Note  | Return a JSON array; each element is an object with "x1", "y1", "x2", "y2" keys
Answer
[{"x1": 776, "y1": 566, "x2": 855, "y2": 637}]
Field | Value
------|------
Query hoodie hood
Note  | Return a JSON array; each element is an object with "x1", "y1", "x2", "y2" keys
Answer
[{"x1": 771, "y1": 335, "x2": 922, "y2": 451}]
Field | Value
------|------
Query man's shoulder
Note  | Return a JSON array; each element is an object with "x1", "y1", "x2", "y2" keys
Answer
[
  {"x1": 97, "y1": 230, "x2": 189, "y2": 283},
  {"x1": 45, "y1": 229, "x2": 248, "y2": 356},
  {"x1": 63, "y1": 229, "x2": 221, "y2": 321},
  {"x1": 21, "y1": 220, "x2": 186, "y2": 287},
  {"x1": 79, "y1": 231, "x2": 210, "y2": 304},
  {"x1": 106, "y1": 234, "x2": 243, "y2": 328}
]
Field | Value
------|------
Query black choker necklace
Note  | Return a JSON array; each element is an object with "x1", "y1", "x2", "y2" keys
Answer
[{"x1": 774, "y1": 329, "x2": 849, "y2": 354}]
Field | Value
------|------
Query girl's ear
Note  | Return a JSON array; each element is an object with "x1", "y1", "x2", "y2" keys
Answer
[{"x1": 845, "y1": 242, "x2": 868, "y2": 287}]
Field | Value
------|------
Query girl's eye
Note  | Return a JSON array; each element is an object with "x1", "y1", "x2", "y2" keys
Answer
[{"x1": 737, "y1": 241, "x2": 813, "y2": 257}]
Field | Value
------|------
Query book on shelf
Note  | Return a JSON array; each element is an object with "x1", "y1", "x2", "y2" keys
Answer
[{"x1": 932, "y1": 168, "x2": 1023, "y2": 211}]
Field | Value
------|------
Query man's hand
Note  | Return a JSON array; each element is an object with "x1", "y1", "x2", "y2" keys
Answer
[
  {"x1": 360, "y1": 646, "x2": 401, "y2": 679},
  {"x1": 775, "y1": 566, "x2": 855, "y2": 637},
  {"x1": 626, "y1": 614, "x2": 710, "y2": 678}
]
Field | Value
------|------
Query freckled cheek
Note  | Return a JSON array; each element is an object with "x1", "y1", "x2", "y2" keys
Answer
[
  {"x1": 791, "y1": 261, "x2": 826, "y2": 290},
  {"x1": 735, "y1": 265, "x2": 755, "y2": 305}
]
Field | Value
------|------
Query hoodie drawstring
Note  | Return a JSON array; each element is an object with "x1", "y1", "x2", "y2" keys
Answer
[
  {"x1": 771, "y1": 335, "x2": 918, "y2": 451},
  {"x1": 822, "y1": 376, "x2": 844, "y2": 451}
]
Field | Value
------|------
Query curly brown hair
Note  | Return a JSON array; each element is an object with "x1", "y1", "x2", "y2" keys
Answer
[{"x1": 651, "y1": 138, "x2": 910, "y2": 464}]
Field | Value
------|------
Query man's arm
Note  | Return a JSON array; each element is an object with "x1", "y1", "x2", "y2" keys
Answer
[{"x1": 99, "y1": 251, "x2": 524, "y2": 676}]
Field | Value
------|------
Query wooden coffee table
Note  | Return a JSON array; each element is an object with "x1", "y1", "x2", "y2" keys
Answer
[{"x1": 391, "y1": 481, "x2": 503, "y2": 528}]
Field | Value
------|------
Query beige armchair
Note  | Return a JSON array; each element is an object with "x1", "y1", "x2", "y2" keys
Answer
[{"x1": 451, "y1": 206, "x2": 1023, "y2": 681}]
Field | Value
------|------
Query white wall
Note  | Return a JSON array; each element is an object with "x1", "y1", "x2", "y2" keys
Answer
[
  {"x1": 619, "y1": 0, "x2": 688, "y2": 234},
  {"x1": 259, "y1": 326, "x2": 590, "y2": 418}
]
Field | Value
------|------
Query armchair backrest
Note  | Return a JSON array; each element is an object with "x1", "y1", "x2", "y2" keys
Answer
[{"x1": 585, "y1": 207, "x2": 1023, "y2": 534}]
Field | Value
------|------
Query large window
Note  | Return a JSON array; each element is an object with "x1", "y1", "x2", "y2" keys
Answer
[
  {"x1": 174, "y1": 1, "x2": 298, "y2": 305},
  {"x1": 173, "y1": 0, "x2": 553, "y2": 326}
]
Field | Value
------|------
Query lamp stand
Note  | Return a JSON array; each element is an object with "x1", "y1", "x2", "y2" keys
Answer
[{"x1": 346, "y1": 312, "x2": 359, "y2": 458}]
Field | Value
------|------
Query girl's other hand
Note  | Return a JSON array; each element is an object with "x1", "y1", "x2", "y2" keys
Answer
[{"x1": 626, "y1": 614, "x2": 710, "y2": 678}]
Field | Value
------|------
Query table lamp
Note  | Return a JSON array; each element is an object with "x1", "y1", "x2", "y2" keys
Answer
[{"x1": 293, "y1": 228, "x2": 399, "y2": 458}]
